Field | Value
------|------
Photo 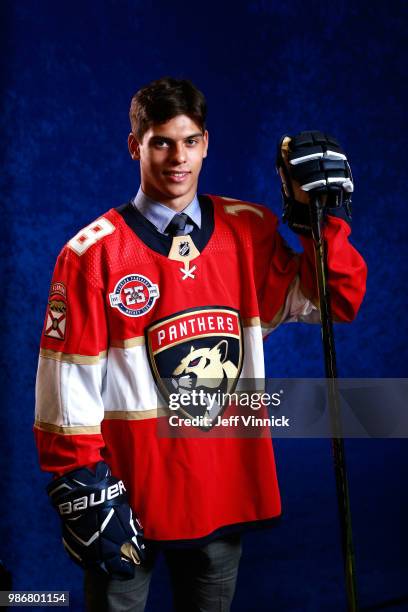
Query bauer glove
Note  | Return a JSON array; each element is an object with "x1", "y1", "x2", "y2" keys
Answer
[{"x1": 47, "y1": 461, "x2": 145, "y2": 579}]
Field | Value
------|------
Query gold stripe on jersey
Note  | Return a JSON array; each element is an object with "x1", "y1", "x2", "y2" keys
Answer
[
  {"x1": 34, "y1": 420, "x2": 101, "y2": 435},
  {"x1": 242, "y1": 317, "x2": 261, "y2": 327},
  {"x1": 110, "y1": 336, "x2": 145, "y2": 348},
  {"x1": 104, "y1": 407, "x2": 169, "y2": 420},
  {"x1": 40, "y1": 348, "x2": 107, "y2": 365}
]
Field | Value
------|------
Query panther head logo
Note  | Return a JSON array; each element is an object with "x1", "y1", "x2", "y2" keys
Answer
[
  {"x1": 171, "y1": 340, "x2": 238, "y2": 395},
  {"x1": 146, "y1": 307, "x2": 243, "y2": 427}
]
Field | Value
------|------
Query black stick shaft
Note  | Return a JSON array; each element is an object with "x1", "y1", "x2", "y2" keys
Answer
[{"x1": 310, "y1": 195, "x2": 359, "y2": 612}]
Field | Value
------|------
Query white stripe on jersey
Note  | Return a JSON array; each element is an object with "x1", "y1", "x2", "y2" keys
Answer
[
  {"x1": 35, "y1": 355, "x2": 107, "y2": 427},
  {"x1": 102, "y1": 345, "x2": 159, "y2": 414}
]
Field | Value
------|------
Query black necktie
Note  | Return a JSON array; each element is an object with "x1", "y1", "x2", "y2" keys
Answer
[{"x1": 166, "y1": 213, "x2": 190, "y2": 237}]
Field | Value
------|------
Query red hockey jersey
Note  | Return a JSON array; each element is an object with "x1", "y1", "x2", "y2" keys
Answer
[{"x1": 34, "y1": 195, "x2": 367, "y2": 543}]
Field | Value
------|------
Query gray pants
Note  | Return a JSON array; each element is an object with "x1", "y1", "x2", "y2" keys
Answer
[{"x1": 84, "y1": 534, "x2": 242, "y2": 612}]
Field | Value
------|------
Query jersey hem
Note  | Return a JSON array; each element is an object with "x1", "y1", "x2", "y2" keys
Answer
[{"x1": 144, "y1": 515, "x2": 282, "y2": 549}]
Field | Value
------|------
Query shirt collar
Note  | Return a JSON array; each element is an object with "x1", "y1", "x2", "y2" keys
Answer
[{"x1": 132, "y1": 187, "x2": 201, "y2": 234}]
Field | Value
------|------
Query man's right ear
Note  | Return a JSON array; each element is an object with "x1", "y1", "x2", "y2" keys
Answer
[{"x1": 128, "y1": 133, "x2": 140, "y2": 160}]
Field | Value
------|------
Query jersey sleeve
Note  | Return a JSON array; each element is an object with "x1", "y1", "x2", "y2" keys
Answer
[
  {"x1": 34, "y1": 245, "x2": 108, "y2": 475},
  {"x1": 253, "y1": 210, "x2": 367, "y2": 335},
  {"x1": 298, "y1": 215, "x2": 367, "y2": 322}
]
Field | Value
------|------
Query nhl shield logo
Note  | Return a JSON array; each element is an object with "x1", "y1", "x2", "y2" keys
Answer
[
  {"x1": 145, "y1": 307, "x2": 244, "y2": 429},
  {"x1": 178, "y1": 241, "x2": 190, "y2": 256}
]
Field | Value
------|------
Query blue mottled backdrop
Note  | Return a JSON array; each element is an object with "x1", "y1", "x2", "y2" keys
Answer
[{"x1": 1, "y1": 1, "x2": 407, "y2": 610}]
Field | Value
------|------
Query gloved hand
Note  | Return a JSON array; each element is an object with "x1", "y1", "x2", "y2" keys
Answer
[
  {"x1": 47, "y1": 461, "x2": 146, "y2": 580},
  {"x1": 276, "y1": 130, "x2": 353, "y2": 235}
]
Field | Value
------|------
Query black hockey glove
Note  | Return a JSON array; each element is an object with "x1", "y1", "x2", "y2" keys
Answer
[
  {"x1": 47, "y1": 461, "x2": 145, "y2": 580},
  {"x1": 276, "y1": 130, "x2": 353, "y2": 235}
]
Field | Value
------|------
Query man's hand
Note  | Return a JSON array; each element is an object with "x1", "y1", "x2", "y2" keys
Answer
[
  {"x1": 47, "y1": 461, "x2": 145, "y2": 580},
  {"x1": 276, "y1": 131, "x2": 353, "y2": 234}
]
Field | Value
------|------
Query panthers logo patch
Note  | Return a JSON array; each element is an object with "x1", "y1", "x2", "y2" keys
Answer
[{"x1": 145, "y1": 307, "x2": 243, "y2": 427}]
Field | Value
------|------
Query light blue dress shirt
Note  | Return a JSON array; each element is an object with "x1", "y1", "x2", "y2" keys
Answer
[{"x1": 132, "y1": 187, "x2": 201, "y2": 235}]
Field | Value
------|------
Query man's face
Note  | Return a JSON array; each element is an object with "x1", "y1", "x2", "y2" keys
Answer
[{"x1": 128, "y1": 114, "x2": 209, "y2": 211}]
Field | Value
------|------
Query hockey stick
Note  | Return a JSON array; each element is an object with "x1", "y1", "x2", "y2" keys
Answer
[{"x1": 309, "y1": 194, "x2": 359, "y2": 612}]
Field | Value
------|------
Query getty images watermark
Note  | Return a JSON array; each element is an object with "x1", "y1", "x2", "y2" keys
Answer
[
  {"x1": 166, "y1": 388, "x2": 290, "y2": 431},
  {"x1": 156, "y1": 379, "x2": 408, "y2": 438}
]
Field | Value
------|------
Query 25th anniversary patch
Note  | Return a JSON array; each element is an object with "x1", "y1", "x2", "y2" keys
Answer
[{"x1": 109, "y1": 274, "x2": 160, "y2": 317}]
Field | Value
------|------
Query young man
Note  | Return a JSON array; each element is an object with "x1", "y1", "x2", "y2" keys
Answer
[{"x1": 35, "y1": 77, "x2": 367, "y2": 611}]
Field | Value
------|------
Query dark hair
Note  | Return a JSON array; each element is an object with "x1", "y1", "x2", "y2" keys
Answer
[{"x1": 129, "y1": 77, "x2": 207, "y2": 141}]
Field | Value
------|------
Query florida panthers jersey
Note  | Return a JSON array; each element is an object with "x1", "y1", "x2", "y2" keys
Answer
[{"x1": 34, "y1": 195, "x2": 367, "y2": 543}]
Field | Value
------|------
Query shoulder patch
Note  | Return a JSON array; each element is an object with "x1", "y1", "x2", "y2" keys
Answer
[
  {"x1": 44, "y1": 282, "x2": 67, "y2": 340},
  {"x1": 67, "y1": 217, "x2": 115, "y2": 256}
]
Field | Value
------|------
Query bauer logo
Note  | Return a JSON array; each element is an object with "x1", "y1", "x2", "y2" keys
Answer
[
  {"x1": 109, "y1": 274, "x2": 160, "y2": 317},
  {"x1": 58, "y1": 481, "x2": 127, "y2": 515}
]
